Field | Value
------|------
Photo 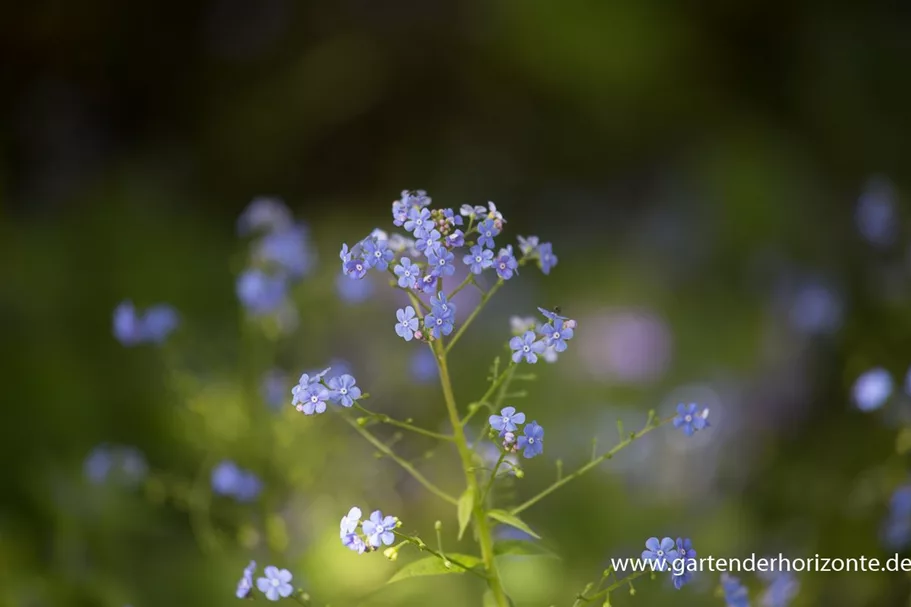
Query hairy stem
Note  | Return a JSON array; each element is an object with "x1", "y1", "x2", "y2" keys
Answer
[
  {"x1": 510, "y1": 416, "x2": 673, "y2": 516},
  {"x1": 432, "y1": 340, "x2": 510, "y2": 607},
  {"x1": 445, "y1": 279, "x2": 504, "y2": 353}
]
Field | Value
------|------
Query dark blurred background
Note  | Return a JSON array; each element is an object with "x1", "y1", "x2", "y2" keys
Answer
[{"x1": 3, "y1": 1, "x2": 911, "y2": 606}]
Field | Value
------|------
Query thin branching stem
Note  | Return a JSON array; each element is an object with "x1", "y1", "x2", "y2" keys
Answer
[{"x1": 352, "y1": 403, "x2": 453, "y2": 441}]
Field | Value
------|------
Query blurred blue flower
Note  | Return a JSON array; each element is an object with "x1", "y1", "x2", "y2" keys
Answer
[
  {"x1": 788, "y1": 281, "x2": 843, "y2": 336},
  {"x1": 328, "y1": 374, "x2": 361, "y2": 407},
  {"x1": 489, "y1": 406, "x2": 525, "y2": 435},
  {"x1": 255, "y1": 224, "x2": 312, "y2": 277},
  {"x1": 852, "y1": 367, "x2": 893, "y2": 412},
  {"x1": 237, "y1": 197, "x2": 292, "y2": 236},
  {"x1": 113, "y1": 301, "x2": 179, "y2": 346},
  {"x1": 261, "y1": 370, "x2": 288, "y2": 410},
  {"x1": 510, "y1": 331, "x2": 545, "y2": 364},
  {"x1": 362, "y1": 510, "x2": 397, "y2": 547},
  {"x1": 856, "y1": 177, "x2": 898, "y2": 247},
  {"x1": 256, "y1": 566, "x2": 293, "y2": 601},
  {"x1": 882, "y1": 485, "x2": 911, "y2": 549},
  {"x1": 721, "y1": 573, "x2": 750, "y2": 607},
  {"x1": 517, "y1": 421, "x2": 544, "y2": 458},
  {"x1": 84, "y1": 444, "x2": 147, "y2": 484},
  {"x1": 518, "y1": 235, "x2": 540, "y2": 256},
  {"x1": 905, "y1": 366, "x2": 911, "y2": 396},
  {"x1": 236, "y1": 560, "x2": 256, "y2": 599},
  {"x1": 393, "y1": 257, "x2": 417, "y2": 288},
  {"x1": 84, "y1": 445, "x2": 114, "y2": 484},
  {"x1": 642, "y1": 537, "x2": 678, "y2": 570},
  {"x1": 477, "y1": 219, "x2": 499, "y2": 249},
  {"x1": 395, "y1": 306, "x2": 419, "y2": 341},
  {"x1": 336, "y1": 271, "x2": 373, "y2": 303},
  {"x1": 673, "y1": 403, "x2": 709, "y2": 436},
  {"x1": 211, "y1": 460, "x2": 262, "y2": 502},
  {"x1": 672, "y1": 537, "x2": 696, "y2": 589},
  {"x1": 236, "y1": 269, "x2": 286, "y2": 315},
  {"x1": 410, "y1": 348, "x2": 438, "y2": 383},
  {"x1": 759, "y1": 570, "x2": 798, "y2": 607},
  {"x1": 464, "y1": 245, "x2": 493, "y2": 274},
  {"x1": 538, "y1": 242, "x2": 558, "y2": 274}
]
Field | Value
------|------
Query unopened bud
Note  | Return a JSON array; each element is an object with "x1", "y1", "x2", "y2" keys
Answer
[
  {"x1": 443, "y1": 559, "x2": 452, "y2": 569},
  {"x1": 503, "y1": 431, "x2": 515, "y2": 444},
  {"x1": 563, "y1": 319, "x2": 577, "y2": 330},
  {"x1": 356, "y1": 417, "x2": 369, "y2": 426},
  {"x1": 514, "y1": 468, "x2": 524, "y2": 478},
  {"x1": 383, "y1": 546, "x2": 399, "y2": 561},
  {"x1": 434, "y1": 520, "x2": 442, "y2": 531}
]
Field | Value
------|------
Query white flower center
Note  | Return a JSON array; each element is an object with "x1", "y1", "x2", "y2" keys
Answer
[
  {"x1": 438, "y1": 259, "x2": 445, "y2": 266},
  {"x1": 376, "y1": 524, "x2": 385, "y2": 534},
  {"x1": 685, "y1": 415, "x2": 692, "y2": 423},
  {"x1": 528, "y1": 438, "x2": 535, "y2": 444},
  {"x1": 436, "y1": 318, "x2": 443, "y2": 325},
  {"x1": 523, "y1": 345, "x2": 530, "y2": 352},
  {"x1": 271, "y1": 578, "x2": 280, "y2": 587},
  {"x1": 657, "y1": 550, "x2": 664, "y2": 557},
  {"x1": 416, "y1": 219, "x2": 423, "y2": 226},
  {"x1": 475, "y1": 256, "x2": 482, "y2": 263},
  {"x1": 340, "y1": 388, "x2": 348, "y2": 395},
  {"x1": 310, "y1": 395, "x2": 319, "y2": 403}
]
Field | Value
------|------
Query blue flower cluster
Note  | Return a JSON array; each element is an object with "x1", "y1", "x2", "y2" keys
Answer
[
  {"x1": 290, "y1": 367, "x2": 362, "y2": 415},
  {"x1": 235, "y1": 561, "x2": 295, "y2": 601},
  {"x1": 672, "y1": 403, "x2": 711, "y2": 437},
  {"x1": 489, "y1": 406, "x2": 544, "y2": 459},
  {"x1": 641, "y1": 536, "x2": 697, "y2": 590},
  {"x1": 507, "y1": 307, "x2": 576, "y2": 364},
  {"x1": 720, "y1": 573, "x2": 750, "y2": 607},
  {"x1": 882, "y1": 483, "x2": 911, "y2": 549},
  {"x1": 339, "y1": 506, "x2": 400, "y2": 554},
  {"x1": 84, "y1": 444, "x2": 148, "y2": 485},
  {"x1": 211, "y1": 460, "x2": 263, "y2": 502},
  {"x1": 235, "y1": 197, "x2": 314, "y2": 320},
  {"x1": 113, "y1": 300, "x2": 179, "y2": 346}
]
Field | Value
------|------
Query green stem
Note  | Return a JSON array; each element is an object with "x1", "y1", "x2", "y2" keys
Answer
[
  {"x1": 480, "y1": 452, "x2": 508, "y2": 505},
  {"x1": 352, "y1": 403, "x2": 453, "y2": 441},
  {"x1": 340, "y1": 413, "x2": 457, "y2": 505},
  {"x1": 577, "y1": 570, "x2": 648, "y2": 604},
  {"x1": 463, "y1": 363, "x2": 515, "y2": 428},
  {"x1": 510, "y1": 416, "x2": 674, "y2": 516},
  {"x1": 393, "y1": 530, "x2": 488, "y2": 579},
  {"x1": 432, "y1": 341, "x2": 510, "y2": 607},
  {"x1": 450, "y1": 273, "x2": 475, "y2": 298},
  {"x1": 445, "y1": 279, "x2": 505, "y2": 353}
]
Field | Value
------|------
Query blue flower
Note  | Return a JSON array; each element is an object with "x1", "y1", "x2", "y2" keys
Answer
[
  {"x1": 410, "y1": 348, "x2": 438, "y2": 382},
  {"x1": 237, "y1": 197, "x2": 292, "y2": 235},
  {"x1": 84, "y1": 446, "x2": 114, "y2": 484},
  {"x1": 416, "y1": 229, "x2": 442, "y2": 255},
  {"x1": 362, "y1": 510, "x2": 397, "y2": 547},
  {"x1": 211, "y1": 460, "x2": 260, "y2": 501},
  {"x1": 395, "y1": 306, "x2": 420, "y2": 341},
  {"x1": 673, "y1": 403, "x2": 709, "y2": 436},
  {"x1": 394, "y1": 258, "x2": 418, "y2": 288},
  {"x1": 256, "y1": 566, "x2": 293, "y2": 601},
  {"x1": 262, "y1": 370, "x2": 288, "y2": 410},
  {"x1": 291, "y1": 371, "x2": 326, "y2": 407},
  {"x1": 489, "y1": 406, "x2": 526, "y2": 435},
  {"x1": 759, "y1": 571, "x2": 798, "y2": 607},
  {"x1": 477, "y1": 219, "x2": 499, "y2": 249},
  {"x1": 428, "y1": 247, "x2": 455, "y2": 277},
  {"x1": 442, "y1": 208, "x2": 463, "y2": 226},
  {"x1": 362, "y1": 238, "x2": 394, "y2": 271},
  {"x1": 517, "y1": 235, "x2": 540, "y2": 256},
  {"x1": 345, "y1": 258, "x2": 368, "y2": 280},
  {"x1": 255, "y1": 224, "x2": 311, "y2": 277},
  {"x1": 538, "y1": 242, "x2": 557, "y2": 274},
  {"x1": 495, "y1": 250, "x2": 518, "y2": 280},
  {"x1": 720, "y1": 574, "x2": 750, "y2": 607},
  {"x1": 516, "y1": 421, "x2": 544, "y2": 458},
  {"x1": 856, "y1": 177, "x2": 898, "y2": 247},
  {"x1": 425, "y1": 312, "x2": 454, "y2": 338},
  {"x1": 84, "y1": 445, "x2": 147, "y2": 485},
  {"x1": 419, "y1": 272, "x2": 438, "y2": 294},
  {"x1": 540, "y1": 322, "x2": 573, "y2": 352},
  {"x1": 510, "y1": 331, "x2": 546, "y2": 364},
  {"x1": 445, "y1": 229, "x2": 465, "y2": 248},
  {"x1": 402, "y1": 189, "x2": 431, "y2": 209},
  {"x1": 460, "y1": 204, "x2": 487, "y2": 218},
  {"x1": 299, "y1": 384, "x2": 330, "y2": 415},
  {"x1": 236, "y1": 560, "x2": 257, "y2": 599},
  {"x1": 328, "y1": 374, "x2": 361, "y2": 407},
  {"x1": 113, "y1": 301, "x2": 179, "y2": 345},
  {"x1": 392, "y1": 201, "x2": 409, "y2": 227},
  {"x1": 343, "y1": 533, "x2": 367, "y2": 554},
  {"x1": 463, "y1": 245, "x2": 494, "y2": 274},
  {"x1": 336, "y1": 271, "x2": 374, "y2": 303},
  {"x1": 641, "y1": 537, "x2": 679, "y2": 571},
  {"x1": 536, "y1": 306, "x2": 568, "y2": 323},
  {"x1": 430, "y1": 292, "x2": 456, "y2": 320},
  {"x1": 141, "y1": 306, "x2": 180, "y2": 343},
  {"x1": 234, "y1": 471, "x2": 263, "y2": 502},
  {"x1": 340, "y1": 506, "x2": 362, "y2": 538},
  {"x1": 405, "y1": 207, "x2": 432, "y2": 238},
  {"x1": 672, "y1": 538, "x2": 696, "y2": 589},
  {"x1": 852, "y1": 367, "x2": 893, "y2": 412},
  {"x1": 236, "y1": 270, "x2": 287, "y2": 315}
]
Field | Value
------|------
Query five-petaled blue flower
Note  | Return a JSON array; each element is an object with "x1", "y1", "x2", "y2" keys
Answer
[
  {"x1": 477, "y1": 219, "x2": 499, "y2": 249},
  {"x1": 495, "y1": 251, "x2": 518, "y2": 280},
  {"x1": 642, "y1": 537, "x2": 679, "y2": 571},
  {"x1": 405, "y1": 207, "x2": 432, "y2": 238},
  {"x1": 345, "y1": 258, "x2": 367, "y2": 280},
  {"x1": 236, "y1": 560, "x2": 257, "y2": 599},
  {"x1": 517, "y1": 235, "x2": 540, "y2": 256},
  {"x1": 510, "y1": 331, "x2": 546, "y2": 364},
  {"x1": 721, "y1": 574, "x2": 750, "y2": 607},
  {"x1": 396, "y1": 306, "x2": 420, "y2": 341},
  {"x1": 673, "y1": 403, "x2": 709, "y2": 436},
  {"x1": 392, "y1": 200, "x2": 409, "y2": 226},
  {"x1": 672, "y1": 537, "x2": 696, "y2": 589},
  {"x1": 517, "y1": 421, "x2": 544, "y2": 458},
  {"x1": 362, "y1": 510, "x2": 397, "y2": 547},
  {"x1": 445, "y1": 229, "x2": 465, "y2": 248},
  {"x1": 425, "y1": 312, "x2": 454, "y2": 338},
  {"x1": 362, "y1": 238, "x2": 393, "y2": 271},
  {"x1": 538, "y1": 242, "x2": 557, "y2": 274},
  {"x1": 328, "y1": 374, "x2": 361, "y2": 407},
  {"x1": 489, "y1": 406, "x2": 526, "y2": 435},
  {"x1": 430, "y1": 292, "x2": 456, "y2": 320},
  {"x1": 299, "y1": 384, "x2": 330, "y2": 415},
  {"x1": 394, "y1": 257, "x2": 418, "y2": 288},
  {"x1": 340, "y1": 506, "x2": 362, "y2": 538},
  {"x1": 416, "y1": 229, "x2": 442, "y2": 255},
  {"x1": 428, "y1": 247, "x2": 455, "y2": 277},
  {"x1": 256, "y1": 566, "x2": 293, "y2": 601},
  {"x1": 463, "y1": 244, "x2": 494, "y2": 274},
  {"x1": 343, "y1": 532, "x2": 367, "y2": 554},
  {"x1": 540, "y1": 322, "x2": 573, "y2": 352},
  {"x1": 419, "y1": 272, "x2": 437, "y2": 294}
]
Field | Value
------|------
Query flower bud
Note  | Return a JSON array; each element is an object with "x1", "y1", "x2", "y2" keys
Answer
[
  {"x1": 514, "y1": 468, "x2": 525, "y2": 478},
  {"x1": 503, "y1": 431, "x2": 515, "y2": 445},
  {"x1": 563, "y1": 319, "x2": 577, "y2": 330},
  {"x1": 383, "y1": 546, "x2": 399, "y2": 561},
  {"x1": 434, "y1": 520, "x2": 442, "y2": 531}
]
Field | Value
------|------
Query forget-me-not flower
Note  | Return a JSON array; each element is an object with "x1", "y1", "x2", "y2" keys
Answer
[
  {"x1": 237, "y1": 197, "x2": 292, "y2": 235},
  {"x1": 517, "y1": 235, "x2": 540, "y2": 256},
  {"x1": 510, "y1": 331, "x2": 546, "y2": 364},
  {"x1": 299, "y1": 384, "x2": 330, "y2": 415},
  {"x1": 673, "y1": 403, "x2": 709, "y2": 436},
  {"x1": 362, "y1": 510, "x2": 397, "y2": 547},
  {"x1": 464, "y1": 244, "x2": 494, "y2": 274},
  {"x1": 236, "y1": 560, "x2": 257, "y2": 598},
  {"x1": 495, "y1": 250, "x2": 518, "y2": 280},
  {"x1": 405, "y1": 207, "x2": 432, "y2": 238},
  {"x1": 395, "y1": 306, "x2": 420, "y2": 341},
  {"x1": 394, "y1": 257, "x2": 418, "y2": 288},
  {"x1": 430, "y1": 292, "x2": 456, "y2": 320},
  {"x1": 328, "y1": 374, "x2": 361, "y2": 407},
  {"x1": 477, "y1": 219, "x2": 499, "y2": 249},
  {"x1": 343, "y1": 532, "x2": 367, "y2": 554},
  {"x1": 721, "y1": 574, "x2": 750, "y2": 607},
  {"x1": 416, "y1": 229, "x2": 442, "y2": 255},
  {"x1": 672, "y1": 537, "x2": 696, "y2": 589},
  {"x1": 340, "y1": 506, "x2": 362, "y2": 538},
  {"x1": 255, "y1": 224, "x2": 312, "y2": 277},
  {"x1": 517, "y1": 421, "x2": 544, "y2": 458},
  {"x1": 428, "y1": 247, "x2": 455, "y2": 277},
  {"x1": 538, "y1": 242, "x2": 557, "y2": 274},
  {"x1": 540, "y1": 321, "x2": 573, "y2": 352},
  {"x1": 425, "y1": 312, "x2": 454, "y2": 339},
  {"x1": 236, "y1": 270, "x2": 286, "y2": 316},
  {"x1": 445, "y1": 229, "x2": 465, "y2": 248},
  {"x1": 642, "y1": 537, "x2": 679, "y2": 571},
  {"x1": 362, "y1": 238, "x2": 393, "y2": 271},
  {"x1": 852, "y1": 367, "x2": 893, "y2": 412},
  {"x1": 489, "y1": 406, "x2": 526, "y2": 435},
  {"x1": 256, "y1": 566, "x2": 293, "y2": 601}
]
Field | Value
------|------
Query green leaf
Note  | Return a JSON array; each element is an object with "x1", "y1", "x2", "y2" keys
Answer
[
  {"x1": 493, "y1": 539, "x2": 559, "y2": 559},
  {"x1": 897, "y1": 427, "x2": 911, "y2": 454},
  {"x1": 387, "y1": 553, "x2": 483, "y2": 585},
  {"x1": 487, "y1": 509, "x2": 541, "y2": 539},
  {"x1": 457, "y1": 487, "x2": 475, "y2": 541}
]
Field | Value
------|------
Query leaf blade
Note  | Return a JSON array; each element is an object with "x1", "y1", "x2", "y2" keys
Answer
[
  {"x1": 386, "y1": 553, "x2": 483, "y2": 585},
  {"x1": 457, "y1": 487, "x2": 475, "y2": 541},
  {"x1": 487, "y1": 509, "x2": 542, "y2": 540}
]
